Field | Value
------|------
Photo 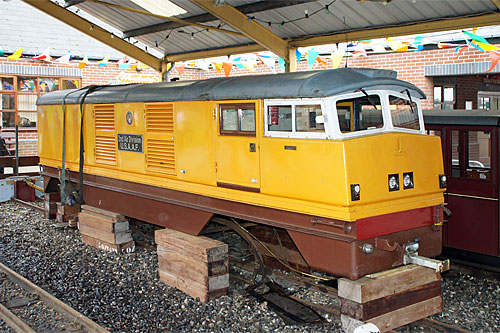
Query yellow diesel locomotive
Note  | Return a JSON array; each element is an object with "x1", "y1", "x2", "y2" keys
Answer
[{"x1": 37, "y1": 68, "x2": 445, "y2": 279}]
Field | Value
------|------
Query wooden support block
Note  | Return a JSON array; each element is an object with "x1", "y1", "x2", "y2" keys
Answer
[
  {"x1": 338, "y1": 265, "x2": 441, "y2": 303},
  {"x1": 81, "y1": 234, "x2": 135, "y2": 254},
  {"x1": 78, "y1": 211, "x2": 129, "y2": 233},
  {"x1": 339, "y1": 265, "x2": 443, "y2": 333},
  {"x1": 155, "y1": 228, "x2": 227, "y2": 262},
  {"x1": 81, "y1": 205, "x2": 125, "y2": 221},
  {"x1": 78, "y1": 223, "x2": 133, "y2": 245},
  {"x1": 341, "y1": 296, "x2": 443, "y2": 333},
  {"x1": 56, "y1": 203, "x2": 80, "y2": 222},
  {"x1": 158, "y1": 269, "x2": 228, "y2": 302},
  {"x1": 157, "y1": 245, "x2": 229, "y2": 282}
]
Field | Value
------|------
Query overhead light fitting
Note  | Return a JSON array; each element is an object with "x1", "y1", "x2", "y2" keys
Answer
[{"x1": 212, "y1": 0, "x2": 226, "y2": 7}]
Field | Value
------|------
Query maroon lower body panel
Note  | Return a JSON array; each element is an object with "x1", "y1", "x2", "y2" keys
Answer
[
  {"x1": 41, "y1": 166, "x2": 442, "y2": 279},
  {"x1": 289, "y1": 225, "x2": 442, "y2": 280}
]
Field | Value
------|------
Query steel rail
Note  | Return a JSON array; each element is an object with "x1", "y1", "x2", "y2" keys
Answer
[
  {"x1": 230, "y1": 260, "x2": 472, "y2": 333},
  {"x1": 11, "y1": 198, "x2": 44, "y2": 212},
  {"x1": 0, "y1": 262, "x2": 109, "y2": 333},
  {"x1": 0, "y1": 303, "x2": 36, "y2": 333}
]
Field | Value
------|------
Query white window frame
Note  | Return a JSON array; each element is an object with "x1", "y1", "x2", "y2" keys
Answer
[
  {"x1": 387, "y1": 91, "x2": 425, "y2": 135},
  {"x1": 263, "y1": 98, "x2": 330, "y2": 139},
  {"x1": 329, "y1": 90, "x2": 425, "y2": 140}
]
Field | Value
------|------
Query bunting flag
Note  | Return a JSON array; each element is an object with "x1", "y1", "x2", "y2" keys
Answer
[
  {"x1": 117, "y1": 55, "x2": 128, "y2": 64},
  {"x1": 242, "y1": 61, "x2": 256, "y2": 72},
  {"x1": 7, "y1": 48, "x2": 23, "y2": 60},
  {"x1": 463, "y1": 30, "x2": 489, "y2": 45},
  {"x1": 485, "y1": 50, "x2": 500, "y2": 73},
  {"x1": 258, "y1": 54, "x2": 277, "y2": 73},
  {"x1": 79, "y1": 55, "x2": 88, "y2": 69},
  {"x1": 474, "y1": 41, "x2": 499, "y2": 52},
  {"x1": 307, "y1": 50, "x2": 320, "y2": 70},
  {"x1": 130, "y1": 61, "x2": 138, "y2": 70},
  {"x1": 331, "y1": 52, "x2": 344, "y2": 69},
  {"x1": 316, "y1": 56, "x2": 327, "y2": 69},
  {"x1": 453, "y1": 45, "x2": 467, "y2": 60},
  {"x1": 296, "y1": 49, "x2": 302, "y2": 63},
  {"x1": 278, "y1": 57, "x2": 285, "y2": 73},
  {"x1": 0, "y1": 48, "x2": 4, "y2": 56},
  {"x1": 119, "y1": 63, "x2": 131, "y2": 69},
  {"x1": 33, "y1": 48, "x2": 52, "y2": 61},
  {"x1": 213, "y1": 62, "x2": 222, "y2": 73},
  {"x1": 222, "y1": 62, "x2": 232, "y2": 77},
  {"x1": 98, "y1": 56, "x2": 109, "y2": 67},
  {"x1": 176, "y1": 63, "x2": 185, "y2": 75},
  {"x1": 56, "y1": 52, "x2": 71, "y2": 64}
]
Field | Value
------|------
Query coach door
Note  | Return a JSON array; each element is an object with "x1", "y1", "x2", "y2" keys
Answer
[
  {"x1": 215, "y1": 102, "x2": 260, "y2": 192},
  {"x1": 444, "y1": 127, "x2": 499, "y2": 256}
]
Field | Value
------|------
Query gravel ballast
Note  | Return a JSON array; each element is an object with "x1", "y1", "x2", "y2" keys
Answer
[{"x1": 1, "y1": 200, "x2": 499, "y2": 332}]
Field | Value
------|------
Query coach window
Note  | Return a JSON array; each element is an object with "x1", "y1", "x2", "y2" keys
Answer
[
  {"x1": 219, "y1": 103, "x2": 255, "y2": 136},
  {"x1": 466, "y1": 131, "x2": 491, "y2": 181}
]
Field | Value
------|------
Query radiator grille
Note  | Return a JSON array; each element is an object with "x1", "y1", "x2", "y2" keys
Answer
[
  {"x1": 145, "y1": 103, "x2": 175, "y2": 175},
  {"x1": 94, "y1": 104, "x2": 117, "y2": 165},
  {"x1": 145, "y1": 103, "x2": 174, "y2": 132}
]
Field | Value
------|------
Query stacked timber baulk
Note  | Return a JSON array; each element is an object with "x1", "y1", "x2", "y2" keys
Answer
[
  {"x1": 155, "y1": 228, "x2": 229, "y2": 302},
  {"x1": 56, "y1": 202, "x2": 80, "y2": 226},
  {"x1": 339, "y1": 264, "x2": 442, "y2": 333},
  {"x1": 43, "y1": 192, "x2": 60, "y2": 220},
  {"x1": 78, "y1": 205, "x2": 135, "y2": 254}
]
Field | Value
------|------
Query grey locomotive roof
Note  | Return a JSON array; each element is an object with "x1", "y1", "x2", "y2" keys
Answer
[
  {"x1": 37, "y1": 68, "x2": 425, "y2": 106},
  {"x1": 424, "y1": 110, "x2": 500, "y2": 127}
]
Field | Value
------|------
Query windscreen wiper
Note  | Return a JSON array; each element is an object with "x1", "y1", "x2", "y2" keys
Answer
[
  {"x1": 404, "y1": 89, "x2": 416, "y2": 114},
  {"x1": 356, "y1": 88, "x2": 379, "y2": 110}
]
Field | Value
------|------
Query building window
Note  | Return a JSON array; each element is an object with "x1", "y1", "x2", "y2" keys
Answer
[
  {"x1": 0, "y1": 75, "x2": 80, "y2": 129},
  {"x1": 434, "y1": 86, "x2": 455, "y2": 110}
]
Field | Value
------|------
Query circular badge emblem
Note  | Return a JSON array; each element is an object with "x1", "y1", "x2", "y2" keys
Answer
[{"x1": 126, "y1": 111, "x2": 133, "y2": 125}]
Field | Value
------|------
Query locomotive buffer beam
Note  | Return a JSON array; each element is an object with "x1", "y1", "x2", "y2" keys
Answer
[{"x1": 403, "y1": 254, "x2": 450, "y2": 274}]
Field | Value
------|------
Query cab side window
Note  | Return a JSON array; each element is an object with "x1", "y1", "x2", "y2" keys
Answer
[{"x1": 219, "y1": 103, "x2": 255, "y2": 136}]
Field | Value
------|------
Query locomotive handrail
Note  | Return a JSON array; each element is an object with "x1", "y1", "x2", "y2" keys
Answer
[{"x1": 445, "y1": 192, "x2": 498, "y2": 202}]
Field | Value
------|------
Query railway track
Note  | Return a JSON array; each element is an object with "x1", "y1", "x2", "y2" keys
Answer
[
  {"x1": 229, "y1": 258, "x2": 472, "y2": 333},
  {"x1": 0, "y1": 262, "x2": 109, "y2": 333}
]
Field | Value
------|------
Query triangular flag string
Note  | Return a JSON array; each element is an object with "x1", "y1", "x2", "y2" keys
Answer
[{"x1": 8, "y1": 48, "x2": 23, "y2": 60}]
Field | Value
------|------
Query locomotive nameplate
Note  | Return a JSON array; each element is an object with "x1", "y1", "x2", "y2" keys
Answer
[{"x1": 117, "y1": 134, "x2": 143, "y2": 153}]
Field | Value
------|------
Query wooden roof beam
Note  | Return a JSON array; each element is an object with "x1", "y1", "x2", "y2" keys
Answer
[
  {"x1": 190, "y1": 0, "x2": 289, "y2": 62},
  {"x1": 491, "y1": 0, "x2": 500, "y2": 10},
  {"x1": 22, "y1": 0, "x2": 164, "y2": 71}
]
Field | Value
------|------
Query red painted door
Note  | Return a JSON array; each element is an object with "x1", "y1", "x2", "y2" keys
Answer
[{"x1": 443, "y1": 127, "x2": 498, "y2": 256}]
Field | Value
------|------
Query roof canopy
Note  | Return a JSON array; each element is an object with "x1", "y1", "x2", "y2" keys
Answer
[{"x1": 22, "y1": 0, "x2": 500, "y2": 73}]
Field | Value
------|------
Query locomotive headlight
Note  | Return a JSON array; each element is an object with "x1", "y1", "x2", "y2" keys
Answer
[
  {"x1": 439, "y1": 174, "x2": 447, "y2": 189},
  {"x1": 403, "y1": 172, "x2": 414, "y2": 189},
  {"x1": 351, "y1": 184, "x2": 360, "y2": 201},
  {"x1": 388, "y1": 174, "x2": 399, "y2": 192}
]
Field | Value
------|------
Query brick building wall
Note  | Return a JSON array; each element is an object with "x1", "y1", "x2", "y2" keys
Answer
[{"x1": 0, "y1": 57, "x2": 159, "y2": 156}]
